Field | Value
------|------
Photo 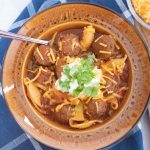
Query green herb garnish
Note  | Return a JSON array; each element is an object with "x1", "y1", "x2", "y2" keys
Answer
[{"x1": 56, "y1": 54, "x2": 100, "y2": 97}]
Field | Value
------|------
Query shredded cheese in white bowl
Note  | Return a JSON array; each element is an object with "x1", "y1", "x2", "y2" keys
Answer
[{"x1": 127, "y1": 0, "x2": 150, "y2": 30}]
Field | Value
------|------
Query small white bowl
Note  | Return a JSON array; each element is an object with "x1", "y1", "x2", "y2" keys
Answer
[{"x1": 127, "y1": 0, "x2": 150, "y2": 30}]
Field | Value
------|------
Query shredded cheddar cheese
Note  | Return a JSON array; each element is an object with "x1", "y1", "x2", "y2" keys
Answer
[
  {"x1": 41, "y1": 67, "x2": 48, "y2": 72},
  {"x1": 70, "y1": 99, "x2": 80, "y2": 106},
  {"x1": 65, "y1": 56, "x2": 75, "y2": 64},
  {"x1": 103, "y1": 75, "x2": 117, "y2": 84},
  {"x1": 47, "y1": 52, "x2": 50, "y2": 57},
  {"x1": 85, "y1": 97, "x2": 92, "y2": 104},
  {"x1": 101, "y1": 65, "x2": 114, "y2": 76},
  {"x1": 94, "y1": 35, "x2": 103, "y2": 43},
  {"x1": 55, "y1": 101, "x2": 69, "y2": 112},
  {"x1": 113, "y1": 93, "x2": 123, "y2": 99},
  {"x1": 58, "y1": 41, "x2": 62, "y2": 51},
  {"x1": 119, "y1": 87, "x2": 128, "y2": 92},
  {"x1": 95, "y1": 101, "x2": 99, "y2": 113},
  {"x1": 70, "y1": 96, "x2": 80, "y2": 101},
  {"x1": 99, "y1": 42, "x2": 107, "y2": 47},
  {"x1": 99, "y1": 50, "x2": 112, "y2": 55},
  {"x1": 25, "y1": 67, "x2": 43, "y2": 84},
  {"x1": 44, "y1": 72, "x2": 54, "y2": 85},
  {"x1": 34, "y1": 82, "x2": 48, "y2": 91},
  {"x1": 107, "y1": 91, "x2": 114, "y2": 94},
  {"x1": 132, "y1": 0, "x2": 150, "y2": 24},
  {"x1": 49, "y1": 48, "x2": 56, "y2": 63},
  {"x1": 115, "y1": 43, "x2": 120, "y2": 50},
  {"x1": 36, "y1": 47, "x2": 44, "y2": 60},
  {"x1": 55, "y1": 56, "x2": 59, "y2": 66},
  {"x1": 43, "y1": 88, "x2": 53, "y2": 98},
  {"x1": 101, "y1": 55, "x2": 127, "y2": 75},
  {"x1": 27, "y1": 69, "x2": 37, "y2": 73}
]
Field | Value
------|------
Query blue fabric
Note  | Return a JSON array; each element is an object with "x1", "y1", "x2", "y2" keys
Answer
[
  {"x1": 112, "y1": 131, "x2": 143, "y2": 150},
  {"x1": 0, "y1": 0, "x2": 144, "y2": 150}
]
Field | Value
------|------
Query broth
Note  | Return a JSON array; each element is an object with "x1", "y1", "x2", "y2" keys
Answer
[{"x1": 24, "y1": 26, "x2": 129, "y2": 129}]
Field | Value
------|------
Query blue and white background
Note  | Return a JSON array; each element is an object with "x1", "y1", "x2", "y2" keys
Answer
[{"x1": 0, "y1": 0, "x2": 150, "y2": 150}]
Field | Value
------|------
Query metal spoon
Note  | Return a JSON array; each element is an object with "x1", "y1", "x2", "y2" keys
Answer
[{"x1": 0, "y1": 30, "x2": 49, "y2": 45}]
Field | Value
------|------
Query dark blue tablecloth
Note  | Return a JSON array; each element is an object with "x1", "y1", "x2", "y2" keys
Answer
[{"x1": 0, "y1": 0, "x2": 144, "y2": 150}]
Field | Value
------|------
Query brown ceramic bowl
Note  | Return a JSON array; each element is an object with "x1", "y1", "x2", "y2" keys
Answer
[{"x1": 2, "y1": 3, "x2": 150, "y2": 150}]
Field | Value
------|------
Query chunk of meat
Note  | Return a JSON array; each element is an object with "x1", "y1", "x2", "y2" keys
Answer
[
  {"x1": 119, "y1": 63, "x2": 129, "y2": 83},
  {"x1": 105, "y1": 79, "x2": 117, "y2": 92},
  {"x1": 103, "y1": 72, "x2": 118, "y2": 92},
  {"x1": 55, "y1": 105, "x2": 73, "y2": 124},
  {"x1": 50, "y1": 90, "x2": 68, "y2": 105},
  {"x1": 86, "y1": 100, "x2": 108, "y2": 119},
  {"x1": 40, "y1": 96, "x2": 55, "y2": 113},
  {"x1": 36, "y1": 67, "x2": 52, "y2": 85},
  {"x1": 34, "y1": 45, "x2": 56, "y2": 66},
  {"x1": 103, "y1": 69, "x2": 127, "y2": 93},
  {"x1": 58, "y1": 33, "x2": 81, "y2": 56},
  {"x1": 92, "y1": 34, "x2": 116, "y2": 60},
  {"x1": 41, "y1": 96, "x2": 49, "y2": 106},
  {"x1": 78, "y1": 51, "x2": 92, "y2": 59},
  {"x1": 55, "y1": 58, "x2": 66, "y2": 78},
  {"x1": 40, "y1": 90, "x2": 68, "y2": 113},
  {"x1": 27, "y1": 70, "x2": 36, "y2": 79}
]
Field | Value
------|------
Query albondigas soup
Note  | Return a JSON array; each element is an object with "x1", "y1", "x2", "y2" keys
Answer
[{"x1": 24, "y1": 25, "x2": 129, "y2": 129}]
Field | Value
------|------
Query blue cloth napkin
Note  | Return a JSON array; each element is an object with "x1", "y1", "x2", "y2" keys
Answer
[{"x1": 0, "y1": 0, "x2": 144, "y2": 150}]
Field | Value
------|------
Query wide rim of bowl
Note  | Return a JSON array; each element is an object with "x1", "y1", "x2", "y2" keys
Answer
[
  {"x1": 127, "y1": 0, "x2": 150, "y2": 30},
  {"x1": 1, "y1": 2, "x2": 150, "y2": 150}
]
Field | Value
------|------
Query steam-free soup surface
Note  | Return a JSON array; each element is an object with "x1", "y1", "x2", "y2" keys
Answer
[{"x1": 24, "y1": 26, "x2": 129, "y2": 129}]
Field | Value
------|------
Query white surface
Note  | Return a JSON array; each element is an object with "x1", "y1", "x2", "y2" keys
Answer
[
  {"x1": 0, "y1": 0, "x2": 149, "y2": 150},
  {"x1": 0, "y1": 0, "x2": 31, "y2": 31}
]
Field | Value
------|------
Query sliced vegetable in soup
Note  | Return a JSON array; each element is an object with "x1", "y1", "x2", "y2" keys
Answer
[{"x1": 24, "y1": 25, "x2": 129, "y2": 129}]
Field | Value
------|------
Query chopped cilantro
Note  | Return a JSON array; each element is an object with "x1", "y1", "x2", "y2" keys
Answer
[
  {"x1": 63, "y1": 66, "x2": 71, "y2": 77},
  {"x1": 82, "y1": 86, "x2": 99, "y2": 97},
  {"x1": 58, "y1": 79, "x2": 70, "y2": 92},
  {"x1": 72, "y1": 88, "x2": 81, "y2": 96},
  {"x1": 56, "y1": 54, "x2": 100, "y2": 97}
]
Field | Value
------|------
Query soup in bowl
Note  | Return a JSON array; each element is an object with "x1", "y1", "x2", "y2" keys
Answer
[{"x1": 23, "y1": 22, "x2": 131, "y2": 131}]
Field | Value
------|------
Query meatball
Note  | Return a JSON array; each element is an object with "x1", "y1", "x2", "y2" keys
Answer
[
  {"x1": 92, "y1": 34, "x2": 116, "y2": 60},
  {"x1": 106, "y1": 79, "x2": 117, "y2": 92},
  {"x1": 41, "y1": 96, "x2": 49, "y2": 106},
  {"x1": 86, "y1": 100, "x2": 108, "y2": 119},
  {"x1": 78, "y1": 51, "x2": 92, "y2": 59},
  {"x1": 27, "y1": 70, "x2": 36, "y2": 79},
  {"x1": 34, "y1": 45, "x2": 56, "y2": 66},
  {"x1": 103, "y1": 72, "x2": 118, "y2": 92},
  {"x1": 40, "y1": 96, "x2": 55, "y2": 113},
  {"x1": 58, "y1": 33, "x2": 81, "y2": 56},
  {"x1": 50, "y1": 90, "x2": 68, "y2": 105},
  {"x1": 55, "y1": 58, "x2": 66, "y2": 78},
  {"x1": 40, "y1": 90, "x2": 68, "y2": 113},
  {"x1": 55, "y1": 105, "x2": 73, "y2": 124},
  {"x1": 36, "y1": 67, "x2": 52, "y2": 85}
]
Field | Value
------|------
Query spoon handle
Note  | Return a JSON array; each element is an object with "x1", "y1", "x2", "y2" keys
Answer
[{"x1": 0, "y1": 30, "x2": 49, "y2": 45}]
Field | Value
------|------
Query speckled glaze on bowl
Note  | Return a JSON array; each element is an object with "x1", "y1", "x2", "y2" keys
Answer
[{"x1": 2, "y1": 3, "x2": 150, "y2": 150}]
